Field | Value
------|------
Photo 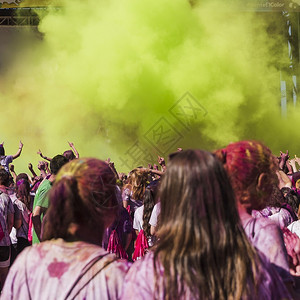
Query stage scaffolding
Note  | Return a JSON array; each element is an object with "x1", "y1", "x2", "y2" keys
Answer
[{"x1": 0, "y1": 15, "x2": 38, "y2": 26}]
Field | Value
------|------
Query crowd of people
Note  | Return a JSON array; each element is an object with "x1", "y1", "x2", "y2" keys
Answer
[{"x1": 0, "y1": 140, "x2": 299, "y2": 298}]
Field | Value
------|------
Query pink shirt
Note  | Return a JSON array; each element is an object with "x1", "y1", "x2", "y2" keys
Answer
[
  {"x1": 2, "y1": 239, "x2": 131, "y2": 300},
  {"x1": 121, "y1": 251, "x2": 291, "y2": 299}
]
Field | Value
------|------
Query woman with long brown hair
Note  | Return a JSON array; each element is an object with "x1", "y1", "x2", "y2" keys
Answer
[
  {"x1": 122, "y1": 149, "x2": 290, "y2": 299},
  {"x1": 2, "y1": 158, "x2": 130, "y2": 299},
  {"x1": 122, "y1": 168, "x2": 148, "y2": 216},
  {"x1": 14, "y1": 173, "x2": 32, "y2": 254}
]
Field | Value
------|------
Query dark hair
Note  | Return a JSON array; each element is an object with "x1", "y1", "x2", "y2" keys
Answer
[
  {"x1": 16, "y1": 173, "x2": 31, "y2": 211},
  {"x1": 284, "y1": 189, "x2": 300, "y2": 216},
  {"x1": 264, "y1": 186, "x2": 285, "y2": 208},
  {"x1": 142, "y1": 182, "x2": 158, "y2": 238},
  {"x1": 0, "y1": 145, "x2": 5, "y2": 156},
  {"x1": 50, "y1": 155, "x2": 69, "y2": 175},
  {"x1": 16, "y1": 173, "x2": 28, "y2": 182},
  {"x1": 63, "y1": 150, "x2": 76, "y2": 161},
  {"x1": 0, "y1": 167, "x2": 9, "y2": 186},
  {"x1": 43, "y1": 158, "x2": 119, "y2": 242},
  {"x1": 154, "y1": 149, "x2": 262, "y2": 299}
]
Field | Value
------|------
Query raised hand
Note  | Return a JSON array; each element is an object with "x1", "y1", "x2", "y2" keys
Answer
[
  {"x1": 38, "y1": 161, "x2": 47, "y2": 171},
  {"x1": 158, "y1": 156, "x2": 165, "y2": 166},
  {"x1": 280, "y1": 150, "x2": 289, "y2": 162},
  {"x1": 9, "y1": 164, "x2": 14, "y2": 173},
  {"x1": 295, "y1": 155, "x2": 300, "y2": 167}
]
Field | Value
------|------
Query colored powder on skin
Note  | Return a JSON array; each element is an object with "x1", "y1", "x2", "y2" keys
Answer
[{"x1": 0, "y1": 0, "x2": 298, "y2": 173}]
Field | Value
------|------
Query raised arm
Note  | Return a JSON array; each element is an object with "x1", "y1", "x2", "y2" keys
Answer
[
  {"x1": 12, "y1": 141, "x2": 23, "y2": 160},
  {"x1": 28, "y1": 163, "x2": 38, "y2": 178},
  {"x1": 9, "y1": 165, "x2": 17, "y2": 183},
  {"x1": 37, "y1": 149, "x2": 52, "y2": 162},
  {"x1": 289, "y1": 158, "x2": 298, "y2": 173},
  {"x1": 158, "y1": 156, "x2": 167, "y2": 172},
  {"x1": 38, "y1": 161, "x2": 49, "y2": 179},
  {"x1": 68, "y1": 142, "x2": 79, "y2": 159}
]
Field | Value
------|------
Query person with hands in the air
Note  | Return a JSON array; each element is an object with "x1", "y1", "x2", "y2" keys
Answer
[{"x1": 0, "y1": 141, "x2": 23, "y2": 174}]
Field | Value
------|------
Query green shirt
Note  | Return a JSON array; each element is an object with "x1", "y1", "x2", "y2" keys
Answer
[{"x1": 32, "y1": 179, "x2": 52, "y2": 244}]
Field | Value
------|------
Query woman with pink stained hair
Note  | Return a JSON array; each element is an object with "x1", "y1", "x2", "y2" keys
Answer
[
  {"x1": 2, "y1": 158, "x2": 130, "y2": 299},
  {"x1": 215, "y1": 140, "x2": 297, "y2": 295}
]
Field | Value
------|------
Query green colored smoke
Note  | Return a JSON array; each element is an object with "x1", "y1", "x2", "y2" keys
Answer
[{"x1": 0, "y1": 0, "x2": 298, "y2": 173}]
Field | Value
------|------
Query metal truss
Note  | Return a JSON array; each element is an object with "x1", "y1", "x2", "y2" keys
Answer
[{"x1": 0, "y1": 15, "x2": 39, "y2": 26}]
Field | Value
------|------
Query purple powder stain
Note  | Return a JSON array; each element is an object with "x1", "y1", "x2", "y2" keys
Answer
[{"x1": 48, "y1": 259, "x2": 70, "y2": 279}]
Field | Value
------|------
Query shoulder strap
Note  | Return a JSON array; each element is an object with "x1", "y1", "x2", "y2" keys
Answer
[
  {"x1": 251, "y1": 217, "x2": 256, "y2": 238},
  {"x1": 243, "y1": 217, "x2": 257, "y2": 239},
  {"x1": 65, "y1": 253, "x2": 116, "y2": 300}
]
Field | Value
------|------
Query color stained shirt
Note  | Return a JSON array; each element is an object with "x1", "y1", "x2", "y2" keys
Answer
[
  {"x1": 242, "y1": 216, "x2": 293, "y2": 284},
  {"x1": 2, "y1": 239, "x2": 131, "y2": 300},
  {"x1": 121, "y1": 251, "x2": 291, "y2": 300}
]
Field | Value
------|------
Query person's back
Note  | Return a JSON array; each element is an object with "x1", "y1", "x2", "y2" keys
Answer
[
  {"x1": 122, "y1": 150, "x2": 291, "y2": 299},
  {"x1": 2, "y1": 158, "x2": 130, "y2": 299},
  {"x1": 32, "y1": 155, "x2": 68, "y2": 244},
  {"x1": 215, "y1": 141, "x2": 294, "y2": 289},
  {"x1": 3, "y1": 239, "x2": 128, "y2": 299}
]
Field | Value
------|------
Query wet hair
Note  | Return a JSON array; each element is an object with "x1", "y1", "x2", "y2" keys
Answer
[
  {"x1": 15, "y1": 173, "x2": 31, "y2": 211},
  {"x1": 154, "y1": 149, "x2": 262, "y2": 299},
  {"x1": 0, "y1": 145, "x2": 5, "y2": 156},
  {"x1": 63, "y1": 150, "x2": 76, "y2": 162},
  {"x1": 50, "y1": 155, "x2": 69, "y2": 175},
  {"x1": 214, "y1": 140, "x2": 276, "y2": 209},
  {"x1": 0, "y1": 167, "x2": 9, "y2": 186},
  {"x1": 43, "y1": 158, "x2": 119, "y2": 242},
  {"x1": 142, "y1": 182, "x2": 158, "y2": 238}
]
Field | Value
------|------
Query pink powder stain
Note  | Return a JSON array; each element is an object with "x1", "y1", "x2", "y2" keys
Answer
[
  {"x1": 37, "y1": 247, "x2": 48, "y2": 259},
  {"x1": 78, "y1": 250, "x2": 94, "y2": 262},
  {"x1": 48, "y1": 259, "x2": 70, "y2": 279}
]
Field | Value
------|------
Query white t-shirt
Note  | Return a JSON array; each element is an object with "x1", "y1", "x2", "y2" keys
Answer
[
  {"x1": 288, "y1": 220, "x2": 300, "y2": 238},
  {"x1": 149, "y1": 202, "x2": 161, "y2": 227},
  {"x1": 133, "y1": 205, "x2": 144, "y2": 232}
]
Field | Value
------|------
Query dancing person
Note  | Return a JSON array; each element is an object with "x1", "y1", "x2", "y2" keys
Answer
[
  {"x1": 2, "y1": 158, "x2": 130, "y2": 299},
  {"x1": 122, "y1": 169, "x2": 148, "y2": 216},
  {"x1": 122, "y1": 150, "x2": 290, "y2": 299},
  {"x1": 37, "y1": 141, "x2": 79, "y2": 162},
  {"x1": 63, "y1": 141, "x2": 79, "y2": 161},
  {"x1": 0, "y1": 141, "x2": 23, "y2": 174},
  {"x1": 32, "y1": 155, "x2": 68, "y2": 244}
]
